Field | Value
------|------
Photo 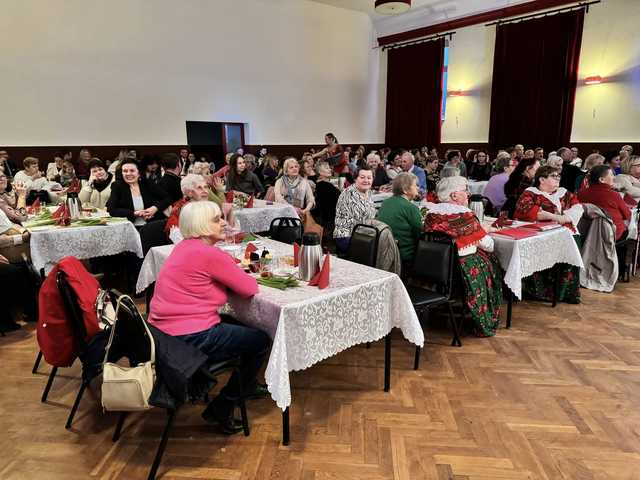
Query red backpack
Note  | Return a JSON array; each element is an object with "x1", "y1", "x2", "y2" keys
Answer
[{"x1": 36, "y1": 257, "x2": 101, "y2": 367}]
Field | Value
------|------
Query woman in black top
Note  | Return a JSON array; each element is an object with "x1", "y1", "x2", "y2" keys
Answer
[
  {"x1": 226, "y1": 154, "x2": 264, "y2": 197},
  {"x1": 502, "y1": 157, "x2": 540, "y2": 217},
  {"x1": 310, "y1": 162, "x2": 340, "y2": 229},
  {"x1": 467, "y1": 150, "x2": 492, "y2": 181},
  {"x1": 106, "y1": 159, "x2": 171, "y2": 226}
]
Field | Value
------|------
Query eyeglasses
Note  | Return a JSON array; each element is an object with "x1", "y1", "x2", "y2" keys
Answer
[{"x1": 548, "y1": 174, "x2": 562, "y2": 180}]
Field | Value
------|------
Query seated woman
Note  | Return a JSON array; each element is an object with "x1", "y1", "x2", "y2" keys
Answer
[
  {"x1": 226, "y1": 154, "x2": 264, "y2": 197},
  {"x1": 0, "y1": 173, "x2": 27, "y2": 224},
  {"x1": 483, "y1": 154, "x2": 515, "y2": 212},
  {"x1": 502, "y1": 157, "x2": 540, "y2": 217},
  {"x1": 57, "y1": 160, "x2": 77, "y2": 188},
  {"x1": 309, "y1": 162, "x2": 340, "y2": 231},
  {"x1": 467, "y1": 150, "x2": 492, "y2": 181},
  {"x1": 260, "y1": 155, "x2": 280, "y2": 188},
  {"x1": 613, "y1": 155, "x2": 640, "y2": 202},
  {"x1": 191, "y1": 161, "x2": 225, "y2": 206},
  {"x1": 578, "y1": 165, "x2": 630, "y2": 240},
  {"x1": 333, "y1": 167, "x2": 376, "y2": 253},
  {"x1": 423, "y1": 176, "x2": 503, "y2": 337},
  {"x1": 301, "y1": 156, "x2": 317, "y2": 187},
  {"x1": 377, "y1": 173, "x2": 422, "y2": 273},
  {"x1": 106, "y1": 158, "x2": 171, "y2": 227},
  {"x1": 164, "y1": 174, "x2": 211, "y2": 242},
  {"x1": 79, "y1": 158, "x2": 114, "y2": 209},
  {"x1": 366, "y1": 152, "x2": 391, "y2": 190},
  {"x1": 13, "y1": 157, "x2": 49, "y2": 203},
  {"x1": 514, "y1": 165, "x2": 584, "y2": 303},
  {"x1": 148, "y1": 201, "x2": 270, "y2": 433},
  {"x1": 274, "y1": 157, "x2": 315, "y2": 216},
  {"x1": 46, "y1": 153, "x2": 64, "y2": 181}
]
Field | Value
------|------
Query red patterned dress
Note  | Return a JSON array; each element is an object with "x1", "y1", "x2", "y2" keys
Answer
[
  {"x1": 514, "y1": 187, "x2": 583, "y2": 303},
  {"x1": 424, "y1": 202, "x2": 503, "y2": 337}
]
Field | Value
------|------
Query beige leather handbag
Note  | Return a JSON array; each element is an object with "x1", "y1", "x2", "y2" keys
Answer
[{"x1": 101, "y1": 295, "x2": 156, "y2": 411}]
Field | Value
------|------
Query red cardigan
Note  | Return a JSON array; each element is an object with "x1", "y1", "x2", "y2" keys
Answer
[{"x1": 578, "y1": 183, "x2": 631, "y2": 240}]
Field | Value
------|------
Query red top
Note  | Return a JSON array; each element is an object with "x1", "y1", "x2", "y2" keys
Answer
[
  {"x1": 578, "y1": 183, "x2": 631, "y2": 240},
  {"x1": 514, "y1": 188, "x2": 580, "y2": 232}
]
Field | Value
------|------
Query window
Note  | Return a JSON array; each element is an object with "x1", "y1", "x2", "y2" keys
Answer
[{"x1": 441, "y1": 42, "x2": 450, "y2": 123}]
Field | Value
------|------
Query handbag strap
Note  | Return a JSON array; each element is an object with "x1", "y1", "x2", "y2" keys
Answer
[{"x1": 102, "y1": 294, "x2": 156, "y2": 367}]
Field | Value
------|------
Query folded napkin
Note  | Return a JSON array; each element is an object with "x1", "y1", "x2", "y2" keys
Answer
[
  {"x1": 308, "y1": 254, "x2": 330, "y2": 289},
  {"x1": 521, "y1": 221, "x2": 562, "y2": 231},
  {"x1": 225, "y1": 191, "x2": 234, "y2": 203},
  {"x1": 52, "y1": 203, "x2": 66, "y2": 219},
  {"x1": 244, "y1": 242, "x2": 258, "y2": 259},
  {"x1": 293, "y1": 242, "x2": 300, "y2": 267},
  {"x1": 245, "y1": 196, "x2": 254, "y2": 208},
  {"x1": 31, "y1": 198, "x2": 41, "y2": 213}
]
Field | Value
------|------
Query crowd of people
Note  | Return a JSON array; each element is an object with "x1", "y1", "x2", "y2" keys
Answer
[{"x1": 0, "y1": 139, "x2": 637, "y2": 427}]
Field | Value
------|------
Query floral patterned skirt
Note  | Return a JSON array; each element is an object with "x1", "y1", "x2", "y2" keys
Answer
[
  {"x1": 522, "y1": 235, "x2": 581, "y2": 304},
  {"x1": 458, "y1": 250, "x2": 503, "y2": 337}
]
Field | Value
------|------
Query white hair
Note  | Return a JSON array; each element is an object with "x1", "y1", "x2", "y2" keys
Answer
[
  {"x1": 189, "y1": 161, "x2": 210, "y2": 175},
  {"x1": 366, "y1": 152, "x2": 381, "y2": 164},
  {"x1": 179, "y1": 201, "x2": 221, "y2": 239},
  {"x1": 436, "y1": 176, "x2": 468, "y2": 203},
  {"x1": 180, "y1": 173, "x2": 206, "y2": 196},
  {"x1": 547, "y1": 155, "x2": 563, "y2": 169}
]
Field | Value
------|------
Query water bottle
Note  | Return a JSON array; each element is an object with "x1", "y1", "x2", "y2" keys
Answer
[
  {"x1": 469, "y1": 194, "x2": 485, "y2": 223},
  {"x1": 298, "y1": 232, "x2": 322, "y2": 282}
]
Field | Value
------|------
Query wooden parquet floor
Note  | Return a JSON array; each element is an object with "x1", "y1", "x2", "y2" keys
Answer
[{"x1": 2, "y1": 281, "x2": 640, "y2": 480}]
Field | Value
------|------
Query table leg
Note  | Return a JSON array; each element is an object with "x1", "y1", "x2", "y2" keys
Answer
[
  {"x1": 384, "y1": 334, "x2": 391, "y2": 392},
  {"x1": 506, "y1": 291, "x2": 513, "y2": 329},
  {"x1": 282, "y1": 407, "x2": 290, "y2": 446}
]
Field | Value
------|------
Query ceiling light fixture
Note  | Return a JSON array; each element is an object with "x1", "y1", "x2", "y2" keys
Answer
[
  {"x1": 374, "y1": 0, "x2": 411, "y2": 15},
  {"x1": 584, "y1": 75, "x2": 603, "y2": 85}
]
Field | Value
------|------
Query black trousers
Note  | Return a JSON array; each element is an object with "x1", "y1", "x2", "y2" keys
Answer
[{"x1": 0, "y1": 262, "x2": 38, "y2": 322}]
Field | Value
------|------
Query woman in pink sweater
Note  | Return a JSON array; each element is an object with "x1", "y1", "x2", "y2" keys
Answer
[{"x1": 149, "y1": 201, "x2": 270, "y2": 434}]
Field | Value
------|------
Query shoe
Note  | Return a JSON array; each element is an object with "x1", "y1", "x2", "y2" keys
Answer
[
  {"x1": 245, "y1": 383, "x2": 270, "y2": 400},
  {"x1": 201, "y1": 400, "x2": 244, "y2": 435}
]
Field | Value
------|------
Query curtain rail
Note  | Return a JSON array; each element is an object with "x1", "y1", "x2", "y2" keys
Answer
[
  {"x1": 380, "y1": 31, "x2": 454, "y2": 51},
  {"x1": 485, "y1": 0, "x2": 600, "y2": 27}
]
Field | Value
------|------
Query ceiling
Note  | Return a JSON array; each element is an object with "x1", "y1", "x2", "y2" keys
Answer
[{"x1": 309, "y1": 0, "x2": 537, "y2": 37}]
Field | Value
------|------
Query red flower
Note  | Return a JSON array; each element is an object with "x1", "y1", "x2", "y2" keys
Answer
[{"x1": 470, "y1": 266, "x2": 480, "y2": 278}]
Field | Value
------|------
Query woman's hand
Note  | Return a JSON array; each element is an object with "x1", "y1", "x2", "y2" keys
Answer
[
  {"x1": 556, "y1": 214, "x2": 571, "y2": 224},
  {"x1": 13, "y1": 181, "x2": 27, "y2": 197},
  {"x1": 0, "y1": 254, "x2": 8, "y2": 265},
  {"x1": 141, "y1": 206, "x2": 158, "y2": 219},
  {"x1": 212, "y1": 176, "x2": 224, "y2": 192}
]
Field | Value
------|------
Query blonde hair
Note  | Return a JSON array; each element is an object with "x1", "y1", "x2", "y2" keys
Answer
[
  {"x1": 190, "y1": 161, "x2": 210, "y2": 176},
  {"x1": 179, "y1": 201, "x2": 221, "y2": 239},
  {"x1": 583, "y1": 153, "x2": 604, "y2": 171},
  {"x1": 23, "y1": 157, "x2": 39, "y2": 169},
  {"x1": 621, "y1": 155, "x2": 639, "y2": 175},
  {"x1": 282, "y1": 157, "x2": 299, "y2": 176}
]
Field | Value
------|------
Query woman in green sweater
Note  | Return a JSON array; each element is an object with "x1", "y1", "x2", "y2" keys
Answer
[{"x1": 377, "y1": 172, "x2": 423, "y2": 275}]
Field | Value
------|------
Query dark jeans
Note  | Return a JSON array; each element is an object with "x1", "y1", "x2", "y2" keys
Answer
[{"x1": 178, "y1": 320, "x2": 270, "y2": 404}]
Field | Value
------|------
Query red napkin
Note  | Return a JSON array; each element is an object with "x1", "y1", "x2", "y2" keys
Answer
[
  {"x1": 225, "y1": 191, "x2": 234, "y2": 203},
  {"x1": 32, "y1": 198, "x2": 41, "y2": 211},
  {"x1": 521, "y1": 221, "x2": 562, "y2": 231},
  {"x1": 245, "y1": 196, "x2": 254, "y2": 208},
  {"x1": 67, "y1": 178, "x2": 81, "y2": 193},
  {"x1": 55, "y1": 204, "x2": 71, "y2": 226},
  {"x1": 493, "y1": 227, "x2": 538, "y2": 240},
  {"x1": 308, "y1": 254, "x2": 330, "y2": 289},
  {"x1": 244, "y1": 242, "x2": 257, "y2": 259},
  {"x1": 52, "y1": 203, "x2": 66, "y2": 219},
  {"x1": 293, "y1": 242, "x2": 300, "y2": 267}
]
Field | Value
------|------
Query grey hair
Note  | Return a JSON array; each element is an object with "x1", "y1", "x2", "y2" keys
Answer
[
  {"x1": 190, "y1": 161, "x2": 210, "y2": 175},
  {"x1": 180, "y1": 173, "x2": 205, "y2": 196},
  {"x1": 496, "y1": 151, "x2": 510, "y2": 161},
  {"x1": 583, "y1": 153, "x2": 604, "y2": 170},
  {"x1": 315, "y1": 161, "x2": 331, "y2": 175},
  {"x1": 392, "y1": 172, "x2": 417, "y2": 196},
  {"x1": 440, "y1": 166, "x2": 460, "y2": 178},
  {"x1": 436, "y1": 176, "x2": 468, "y2": 203},
  {"x1": 546, "y1": 155, "x2": 563, "y2": 169},
  {"x1": 366, "y1": 152, "x2": 381, "y2": 164}
]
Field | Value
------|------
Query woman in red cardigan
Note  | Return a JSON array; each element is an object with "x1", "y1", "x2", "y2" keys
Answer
[{"x1": 514, "y1": 165, "x2": 584, "y2": 303}]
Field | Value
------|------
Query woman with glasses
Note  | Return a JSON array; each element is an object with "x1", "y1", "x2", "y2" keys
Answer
[
  {"x1": 514, "y1": 165, "x2": 584, "y2": 303},
  {"x1": 613, "y1": 155, "x2": 640, "y2": 202},
  {"x1": 424, "y1": 176, "x2": 503, "y2": 337}
]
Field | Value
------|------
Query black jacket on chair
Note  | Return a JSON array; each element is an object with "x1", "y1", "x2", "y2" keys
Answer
[{"x1": 106, "y1": 180, "x2": 171, "y2": 222}]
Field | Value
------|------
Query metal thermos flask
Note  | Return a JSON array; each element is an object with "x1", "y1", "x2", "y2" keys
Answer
[{"x1": 298, "y1": 232, "x2": 322, "y2": 281}]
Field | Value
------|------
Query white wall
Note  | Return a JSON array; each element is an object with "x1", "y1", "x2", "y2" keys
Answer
[
  {"x1": 440, "y1": 25, "x2": 495, "y2": 143},
  {"x1": 0, "y1": 0, "x2": 384, "y2": 146},
  {"x1": 571, "y1": 0, "x2": 640, "y2": 142}
]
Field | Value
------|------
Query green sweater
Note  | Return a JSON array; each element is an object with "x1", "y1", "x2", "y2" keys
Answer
[{"x1": 377, "y1": 195, "x2": 423, "y2": 262}]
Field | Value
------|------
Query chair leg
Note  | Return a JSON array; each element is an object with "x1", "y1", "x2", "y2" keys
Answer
[
  {"x1": 384, "y1": 333, "x2": 391, "y2": 392},
  {"x1": 65, "y1": 380, "x2": 88, "y2": 430},
  {"x1": 413, "y1": 347, "x2": 421, "y2": 371},
  {"x1": 32, "y1": 351, "x2": 43, "y2": 374},
  {"x1": 112, "y1": 412, "x2": 127, "y2": 442},
  {"x1": 147, "y1": 408, "x2": 177, "y2": 480},
  {"x1": 41, "y1": 366, "x2": 59, "y2": 403},
  {"x1": 448, "y1": 302, "x2": 462, "y2": 347}
]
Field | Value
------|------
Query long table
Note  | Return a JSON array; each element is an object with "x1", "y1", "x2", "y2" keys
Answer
[{"x1": 137, "y1": 239, "x2": 424, "y2": 444}]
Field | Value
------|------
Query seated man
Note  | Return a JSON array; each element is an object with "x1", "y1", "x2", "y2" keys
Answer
[{"x1": 165, "y1": 174, "x2": 211, "y2": 243}]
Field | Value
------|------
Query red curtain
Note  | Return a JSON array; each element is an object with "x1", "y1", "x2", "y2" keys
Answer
[
  {"x1": 385, "y1": 38, "x2": 444, "y2": 148},
  {"x1": 488, "y1": 9, "x2": 584, "y2": 151}
]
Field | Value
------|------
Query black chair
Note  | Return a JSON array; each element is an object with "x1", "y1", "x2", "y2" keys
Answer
[
  {"x1": 482, "y1": 196, "x2": 495, "y2": 217},
  {"x1": 344, "y1": 224, "x2": 381, "y2": 267},
  {"x1": 107, "y1": 294, "x2": 250, "y2": 480},
  {"x1": 269, "y1": 217, "x2": 303, "y2": 244},
  {"x1": 57, "y1": 270, "x2": 110, "y2": 429},
  {"x1": 407, "y1": 235, "x2": 463, "y2": 370},
  {"x1": 139, "y1": 219, "x2": 170, "y2": 255}
]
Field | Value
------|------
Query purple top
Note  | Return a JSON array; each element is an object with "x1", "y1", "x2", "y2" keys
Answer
[{"x1": 483, "y1": 172, "x2": 509, "y2": 211}]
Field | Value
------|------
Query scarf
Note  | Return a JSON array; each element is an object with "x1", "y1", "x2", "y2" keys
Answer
[
  {"x1": 282, "y1": 175, "x2": 303, "y2": 207},
  {"x1": 424, "y1": 202, "x2": 487, "y2": 250},
  {"x1": 93, "y1": 173, "x2": 113, "y2": 193}
]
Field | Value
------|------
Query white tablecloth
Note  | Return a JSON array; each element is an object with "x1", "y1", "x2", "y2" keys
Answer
[
  {"x1": 136, "y1": 240, "x2": 424, "y2": 410},
  {"x1": 490, "y1": 227, "x2": 584, "y2": 300},
  {"x1": 29, "y1": 221, "x2": 143, "y2": 274},
  {"x1": 371, "y1": 192, "x2": 392, "y2": 208},
  {"x1": 468, "y1": 180, "x2": 488, "y2": 196},
  {"x1": 233, "y1": 200, "x2": 299, "y2": 233}
]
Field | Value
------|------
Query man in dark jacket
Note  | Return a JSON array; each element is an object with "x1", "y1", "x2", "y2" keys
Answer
[
  {"x1": 558, "y1": 146, "x2": 582, "y2": 193},
  {"x1": 158, "y1": 153, "x2": 183, "y2": 204}
]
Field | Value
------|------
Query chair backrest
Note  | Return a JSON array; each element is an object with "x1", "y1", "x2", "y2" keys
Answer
[
  {"x1": 412, "y1": 235, "x2": 456, "y2": 297},
  {"x1": 345, "y1": 224, "x2": 380, "y2": 267},
  {"x1": 269, "y1": 217, "x2": 303, "y2": 244},
  {"x1": 140, "y1": 219, "x2": 170, "y2": 255},
  {"x1": 56, "y1": 270, "x2": 89, "y2": 355}
]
